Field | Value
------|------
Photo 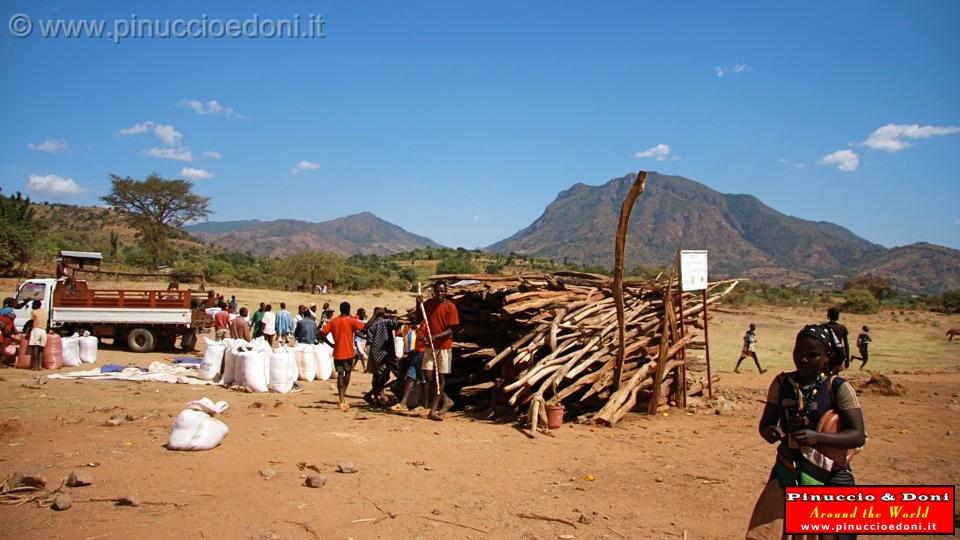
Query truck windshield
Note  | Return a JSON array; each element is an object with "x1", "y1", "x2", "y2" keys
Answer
[{"x1": 16, "y1": 282, "x2": 47, "y2": 306}]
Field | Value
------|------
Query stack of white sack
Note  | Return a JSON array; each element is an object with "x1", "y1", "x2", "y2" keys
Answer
[
  {"x1": 293, "y1": 344, "x2": 317, "y2": 381},
  {"x1": 267, "y1": 347, "x2": 298, "y2": 393},
  {"x1": 166, "y1": 397, "x2": 229, "y2": 451}
]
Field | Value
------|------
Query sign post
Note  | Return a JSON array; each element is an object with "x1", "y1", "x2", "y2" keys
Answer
[{"x1": 679, "y1": 250, "x2": 712, "y2": 399}]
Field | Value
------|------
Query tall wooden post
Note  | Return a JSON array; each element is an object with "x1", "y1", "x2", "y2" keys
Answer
[
  {"x1": 703, "y1": 288, "x2": 713, "y2": 399},
  {"x1": 611, "y1": 171, "x2": 648, "y2": 392}
]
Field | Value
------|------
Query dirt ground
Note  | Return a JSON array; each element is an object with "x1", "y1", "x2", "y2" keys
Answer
[{"x1": 1, "y1": 279, "x2": 958, "y2": 539}]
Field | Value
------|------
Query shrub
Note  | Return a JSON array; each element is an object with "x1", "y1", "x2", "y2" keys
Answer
[
  {"x1": 842, "y1": 288, "x2": 879, "y2": 314},
  {"x1": 936, "y1": 289, "x2": 960, "y2": 314},
  {"x1": 436, "y1": 257, "x2": 479, "y2": 274}
]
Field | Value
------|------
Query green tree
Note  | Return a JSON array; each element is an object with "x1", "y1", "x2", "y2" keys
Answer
[
  {"x1": 0, "y1": 189, "x2": 39, "y2": 275},
  {"x1": 436, "y1": 257, "x2": 479, "y2": 274},
  {"x1": 937, "y1": 289, "x2": 960, "y2": 314},
  {"x1": 101, "y1": 174, "x2": 210, "y2": 269},
  {"x1": 842, "y1": 288, "x2": 879, "y2": 314},
  {"x1": 843, "y1": 275, "x2": 894, "y2": 300},
  {"x1": 279, "y1": 251, "x2": 345, "y2": 289}
]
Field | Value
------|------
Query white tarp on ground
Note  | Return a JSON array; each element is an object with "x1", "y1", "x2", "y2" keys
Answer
[{"x1": 47, "y1": 361, "x2": 220, "y2": 385}]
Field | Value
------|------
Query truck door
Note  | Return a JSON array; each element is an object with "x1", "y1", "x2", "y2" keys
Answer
[{"x1": 13, "y1": 281, "x2": 51, "y2": 332}]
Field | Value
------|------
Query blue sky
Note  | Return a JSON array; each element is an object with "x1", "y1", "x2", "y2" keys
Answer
[{"x1": 1, "y1": 1, "x2": 958, "y2": 250}]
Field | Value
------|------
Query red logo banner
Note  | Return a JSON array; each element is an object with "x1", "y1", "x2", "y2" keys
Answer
[{"x1": 784, "y1": 485, "x2": 955, "y2": 535}]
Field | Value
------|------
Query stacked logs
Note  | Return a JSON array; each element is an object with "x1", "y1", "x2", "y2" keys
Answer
[{"x1": 430, "y1": 271, "x2": 737, "y2": 427}]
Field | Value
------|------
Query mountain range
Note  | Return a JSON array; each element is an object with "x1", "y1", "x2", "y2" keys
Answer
[
  {"x1": 184, "y1": 172, "x2": 960, "y2": 294},
  {"x1": 184, "y1": 212, "x2": 441, "y2": 257},
  {"x1": 488, "y1": 172, "x2": 960, "y2": 294}
]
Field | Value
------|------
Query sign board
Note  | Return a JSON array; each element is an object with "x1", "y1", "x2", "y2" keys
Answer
[{"x1": 680, "y1": 250, "x2": 708, "y2": 292}]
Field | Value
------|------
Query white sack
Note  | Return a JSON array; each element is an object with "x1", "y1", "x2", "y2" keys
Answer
[
  {"x1": 198, "y1": 338, "x2": 226, "y2": 381},
  {"x1": 394, "y1": 336, "x2": 404, "y2": 359},
  {"x1": 268, "y1": 348, "x2": 297, "y2": 393},
  {"x1": 62, "y1": 334, "x2": 82, "y2": 367},
  {"x1": 314, "y1": 343, "x2": 334, "y2": 381},
  {"x1": 166, "y1": 397, "x2": 229, "y2": 451},
  {"x1": 238, "y1": 350, "x2": 269, "y2": 392},
  {"x1": 294, "y1": 344, "x2": 317, "y2": 381},
  {"x1": 79, "y1": 336, "x2": 98, "y2": 363}
]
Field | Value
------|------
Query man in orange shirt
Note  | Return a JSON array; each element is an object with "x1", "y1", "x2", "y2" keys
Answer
[
  {"x1": 421, "y1": 281, "x2": 459, "y2": 421},
  {"x1": 320, "y1": 301, "x2": 367, "y2": 411}
]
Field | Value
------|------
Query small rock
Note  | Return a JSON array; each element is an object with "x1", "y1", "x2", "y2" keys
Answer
[
  {"x1": 305, "y1": 473, "x2": 327, "y2": 488},
  {"x1": 117, "y1": 495, "x2": 142, "y2": 507},
  {"x1": 104, "y1": 416, "x2": 123, "y2": 427},
  {"x1": 655, "y1": 476, "x2": 663, "y2": 483},
  {"x1": 559, "y1": 535, "x2": 574, "y2": 539},
  {"x1": 260, "y1": 468, "x2": 277, "y2": 480},
  {"x1": 249, "y1": 402, "x2": 263, "y2": 408},
  {"x1": 66, "y1": 470, "x2": 93, "y2": 487},
  {"x1": 337, "y1": 462, "x2": 358, "y2": 474},
  {"x1": 431, "y1": 508, "x2": 443, "y2": 515},
  {"x1": 10, "y1": 471, "x2": 47, "y2": 488},
  {"x1": 125, "y1": 414, "x2": 136, "y2": 422},
  {"x1": 946, "y1": 430, "x2": 953, "y2": 436},
  {"x1": 578, "y1": 513, "x2": 594, "y2": 525},
  {"x1": 423, "y1": 466, "x2": 434, "y2": 471},
  {"x1": 51, "y1": 493, "x2": 72, "y2": 511}
]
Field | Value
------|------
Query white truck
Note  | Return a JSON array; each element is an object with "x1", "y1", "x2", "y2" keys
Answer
[{"x1": 12, "y1": 278, "x2": 213, "y2": 353}]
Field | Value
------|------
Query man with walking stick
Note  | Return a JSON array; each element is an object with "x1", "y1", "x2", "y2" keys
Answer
[{"x1": 420, "y1": 281, "x2": 459, "y2": 421}]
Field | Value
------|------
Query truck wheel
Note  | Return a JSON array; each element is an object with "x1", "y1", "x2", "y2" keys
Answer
[
  {"x1": 127, "y1": 328, "x2": 156, "y2": 353},
  {"x1": 180, "y1": 332, "x2": 197, "y2": 352}
]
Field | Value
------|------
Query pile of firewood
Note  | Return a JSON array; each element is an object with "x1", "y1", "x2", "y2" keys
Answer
[{"x1": 430, "y1": 271, "x2": 737, "y2": 427}]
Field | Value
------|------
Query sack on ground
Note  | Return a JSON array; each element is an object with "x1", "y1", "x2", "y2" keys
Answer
[
  {"x1": 294, "y1": 344, "x2": 317, "y2": 381},
  {"x1": 268, "y1": 348, "x2": 297, "y2": 393},
  {"x1": 314, "y1": 343, "x2": 334, "y2": 381},
  {"x1": 198, "y1": 338, "x2": 226, "y2": 381},
  {"x1": 79, "y1": 334, "x2": 98, "y2": 363},
  {"x1": 238, "y1": 350, "x2": 269, "y2": 392},
  {"x1": 166, "y1": 397, "x2": 229, "y2": 451},
  {"x1": 61, "y1": 334, "x2": 82, "y2": 367}
]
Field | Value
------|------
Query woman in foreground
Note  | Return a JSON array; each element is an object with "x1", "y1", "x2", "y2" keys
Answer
[{"x1": 746, "y1": 324, "x2": 866, "y2": 540}]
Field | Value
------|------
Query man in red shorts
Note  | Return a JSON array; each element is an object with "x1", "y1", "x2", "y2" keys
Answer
[{"x1": 320, "y1": 301, "x2": 367, "y2": 411}]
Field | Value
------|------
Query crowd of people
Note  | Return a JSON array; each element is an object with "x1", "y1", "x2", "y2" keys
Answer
[{"x1": 209, "y1": 281, "x2": 460, "y2": 421}]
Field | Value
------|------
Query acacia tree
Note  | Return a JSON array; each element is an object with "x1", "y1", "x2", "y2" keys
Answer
[
  {"x1": 279, "y1": 251, "x2": 345, "y2": 290},
  {"x1": 101, "y1": 174, "x2": 210, "y2": 268}
]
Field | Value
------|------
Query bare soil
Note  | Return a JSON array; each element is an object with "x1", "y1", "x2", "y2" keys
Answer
[{"x1": 1, "y1": 281, "x2": 958, "y2": 539}]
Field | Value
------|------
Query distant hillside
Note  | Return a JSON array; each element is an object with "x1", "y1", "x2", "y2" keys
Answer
[
  {"x1": 185, "y1": 212, "x2": 442, "y2": 257},
  {"x1": 488, "y1": 172, "x2": 960, "y2": 294}
]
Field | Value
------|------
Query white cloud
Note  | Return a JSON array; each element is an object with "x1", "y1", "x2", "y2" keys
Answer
[
  {"x1": 27, "y1": 138, "x2": 68, "y2": 153},
  {"x1": 26, "y1": 174, "x2": 84, "y2": 196},
  {"x1": 635, "y1": 144, "x2": 671, "y2": 161},
  {"x1": 144, "y1": 147, "x2": 193, "y2": 161},
  {"x1": 820, "y1": 149, "x2": 859, "y2": 172},
  {"x1": 778, "y1": 157, "x2": 805, "y2": 169},
  {"x1": 289, "y1": 160, "x2": 320, "y2": 174},
  {"x1": 862, "y1": 123, "x2": 960, "y2": 153},
  {"x1": 472, "y1": 215, "x2": 481, "y2": 222},
  {"x1": 180, "y1": 167, "x2": 214, "y2": 180},
  {"x1": 119, "y1": 121, "x2": 183, "y2": 146},
  {"x1": 954, "y1": 218, "x2": 960, "y2": 225},
  {"x1": 178, "y1": 99, "x2": 244, "y2": 118},
  {"x1": 202, "y1": 150, "x2": 222, "y2": 159},
  {"x1": 715, "y1": 63, "x2": 751, "y2": 77}
]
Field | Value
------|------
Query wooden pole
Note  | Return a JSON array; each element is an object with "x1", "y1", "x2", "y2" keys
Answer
[
  {"x1": 703, "y1": 288, "x2": 713, "y2": 399},
  {"x1": 676, "y1": 274, "x2": 687, "y2": 409},
  {"x1": 611, "y1": 171, "x2": 648, "y2": 392}
]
